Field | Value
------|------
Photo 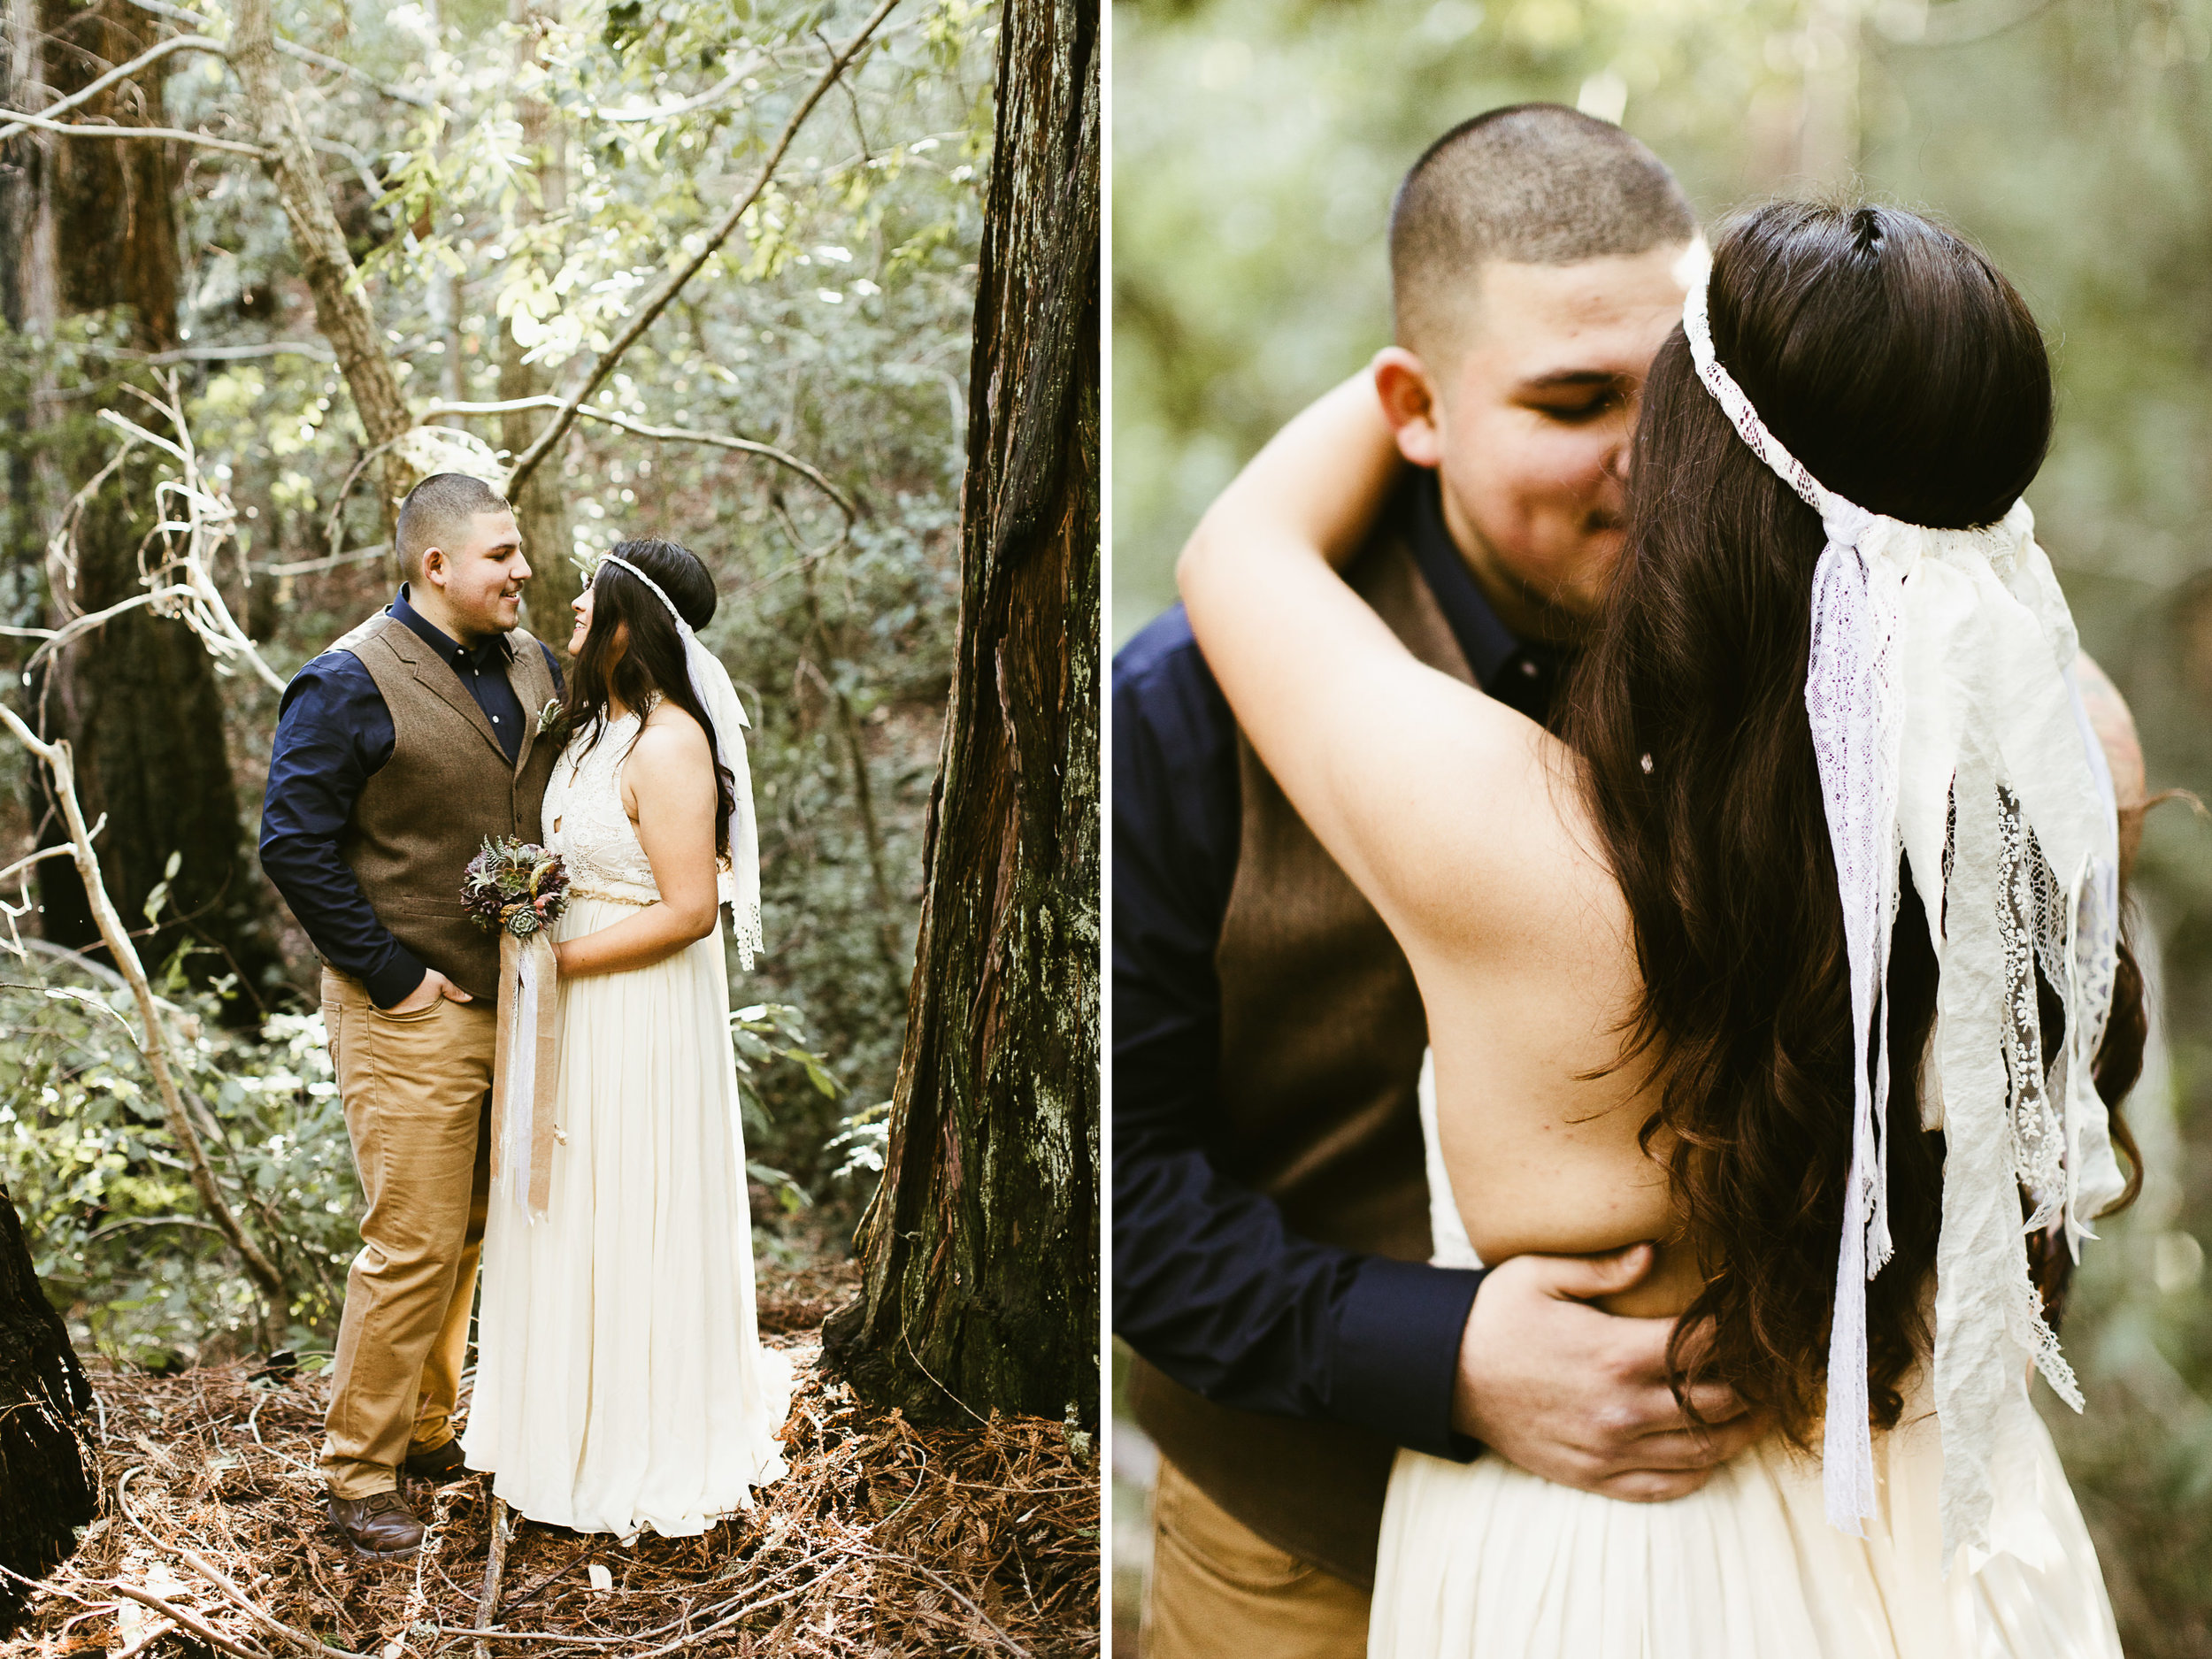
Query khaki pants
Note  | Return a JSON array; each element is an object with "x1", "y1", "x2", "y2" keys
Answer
[
  {"x1": 1141, "y1": 1457, "x2": 1370, "y2": 1659},
  {"x1": 319, "y1": 969, "x2": 495, "y2": 1500}
]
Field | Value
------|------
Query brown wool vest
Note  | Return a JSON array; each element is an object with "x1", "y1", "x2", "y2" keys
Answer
[
  {"x1": 331, "y1": 611, "x2": 560, "y2": 1002},
  {"x1": 1128, "y1": 526, "x2": 1476, "y2": 1591}
]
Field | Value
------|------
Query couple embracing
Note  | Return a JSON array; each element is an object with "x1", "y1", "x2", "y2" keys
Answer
[
  {"x1": 1118, "y1": 106, "x2": 2149, "y2": 1655},
  {"x1": 260, "y1": 474, "x2": 790, "y2": 1556}
]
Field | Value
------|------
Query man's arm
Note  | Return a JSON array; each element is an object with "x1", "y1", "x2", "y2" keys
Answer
[
  {"x1": 1112, "y1": 609, "x2": 1763, "y2": 1493},
  {"x1": 257, "y1": 655, "x2": 431, "y2": 1009},
  {"x1": 1110, "y1": 614, "x2": 1485, "y2": 1457}
]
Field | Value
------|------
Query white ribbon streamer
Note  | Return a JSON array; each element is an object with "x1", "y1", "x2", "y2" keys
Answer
[
  {"x1": 1681, "y1": 271, "x2": 2123, "y2": 1561},
  {"x1": 597, "y1": 553, "x2": 765, "y2": 970}
]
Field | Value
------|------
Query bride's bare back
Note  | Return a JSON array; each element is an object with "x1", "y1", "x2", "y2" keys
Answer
[
  {"x1": 1175, "y1": 404, "x2": 1701, "y2": 1325},
  {"x1": 1311, "y1": 659, "x2": 1699, "y2": 1318}
]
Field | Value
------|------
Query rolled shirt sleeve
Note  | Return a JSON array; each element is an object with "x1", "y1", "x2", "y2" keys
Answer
[
  {"x1": 1110, "y1": 606, "x2": 1484, "y2": 1461},
  {"x1": 257, "y1": 652, "x2": 425, "y2": 1008}
]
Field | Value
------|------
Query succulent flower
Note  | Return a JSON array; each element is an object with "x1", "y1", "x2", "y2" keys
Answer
[{"x1": 463, "y1": 836, "x2": 570, "y2": 937}]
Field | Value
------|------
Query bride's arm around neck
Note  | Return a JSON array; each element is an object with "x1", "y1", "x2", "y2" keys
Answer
[{"x1": 1177, "y1": 370, "x2": 1562, "y2": 954}]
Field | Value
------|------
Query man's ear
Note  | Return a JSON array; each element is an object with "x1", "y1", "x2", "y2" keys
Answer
[
  {"x1": 420, "y1": 548, "x2": 447, "y2": 589},
  {"x1": 1372, "y1": 348, "x2": 1446, "y2": 469}
]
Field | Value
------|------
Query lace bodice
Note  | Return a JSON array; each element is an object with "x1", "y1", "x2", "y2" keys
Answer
[{"x1": 546, "y1": 711, "x2": 659, "y2": 901}]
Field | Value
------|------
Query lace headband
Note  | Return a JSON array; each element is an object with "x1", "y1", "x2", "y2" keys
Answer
[
  {"x1": 595, "y1": 552, "x2": 764, "y2": 969},
  {"x1": 1683, "y1": 267, "x2": 2123, "y2": 1563}
]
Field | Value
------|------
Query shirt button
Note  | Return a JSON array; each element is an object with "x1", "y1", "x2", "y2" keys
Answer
[{"x1": 1520, "y1": 660, "x2": 1540, "y2": 678}]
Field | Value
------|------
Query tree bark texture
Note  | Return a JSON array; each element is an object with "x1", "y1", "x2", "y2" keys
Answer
[
  {"x1": 824, "y1": 0, "x2": 1099, "y2": 1429},
  {"x1": 18, "y1": 0, "x2": 288, "y2": 1010},
  {"x1": 0, "y1": 1183, "x2": 96, "y2": 1635},
  {"x1": 500, "y1": 0, "x2": 573, "y2": 610}
]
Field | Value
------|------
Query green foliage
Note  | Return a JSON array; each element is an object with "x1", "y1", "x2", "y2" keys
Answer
[{"x1": 0, "y1": 949, "x2": 357, "y2": 1365}]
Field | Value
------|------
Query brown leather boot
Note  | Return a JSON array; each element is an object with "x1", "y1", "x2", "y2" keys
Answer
[
  {"x1": 326, "y1": 1490, "x2": 425, "y2": 1558},
  {"x1": 402, "y1": 1438, "x2": 470, "y2": 1484}
]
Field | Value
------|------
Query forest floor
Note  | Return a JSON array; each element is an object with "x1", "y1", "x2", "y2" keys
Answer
[{"x1": 3, "y1": 1256, "x2": 1100, "y2": 1658}]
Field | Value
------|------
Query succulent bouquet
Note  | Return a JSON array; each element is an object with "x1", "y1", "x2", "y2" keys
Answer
[{"x1": 462, "y1": 837, "x2": 571, "y2": 938}]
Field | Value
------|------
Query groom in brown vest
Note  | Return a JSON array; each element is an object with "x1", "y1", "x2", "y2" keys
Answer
[
  {"x1": 1115, "y1": 107, "x2": 1764, "y2": 1655},
  {"x1": 261, "y1": 473, "x2": 562, "y2": 1557}
]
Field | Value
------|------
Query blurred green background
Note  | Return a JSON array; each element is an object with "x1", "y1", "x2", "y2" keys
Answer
[{"x1": 1112, "y1": 0, "x2": 2212, "y2": 1652}]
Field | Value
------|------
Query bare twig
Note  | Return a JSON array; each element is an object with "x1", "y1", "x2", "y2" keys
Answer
[
  {"x1": 888, "y1": 1558, "x2": 1030, "y2": 1656},
  {"x1": 592, "y1": 51, "x2": 767, "y2": 121},
  {"x1": 112, "y1": 1617, "x2": 180, "y2": 1659},
  {"x1": 253, "y1": 543, "x2": 389, "y2": 578},
  {"x1": 0, "y1": 34, "x2": 227, "y2": 142},
  {"x1": 105, "y1": 1582, "x2": 269, "y2": 1659},
  {"x1": 43, "y1": 387, "x2": 290, "y2": 692},
  {"x1": 120, "y1": 0, "x2": 434, "y2": 106},
  {"x1": 141, "y1": 341, "x2": 336, "y2": 365},
  {"x1": 473, "y1": 1498, "x2": 511, "y2": 1659},
  {"x1": 426, "y1": 398, "x2": 856, "y2": 522},
  {"x1": 0, "y1": 710, "x2": 287, "y2": 1314},
  {"x1": 0, "y1": 107, "x2": 269, "y2": 156},
  {"x1": 180, "y1": 1546, "x2": 360, "y2": 1659},
  {"x1": 504, "y1": 0, "x2": 903, "y2": 492}
]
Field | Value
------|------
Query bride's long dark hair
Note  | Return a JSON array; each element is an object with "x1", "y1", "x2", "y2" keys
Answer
[
  {"x1": 1557, "y1": 201, "x2": 2148, "y2": 1445},
  {"x1": 566, "y1": 537, "x2": 736, "y2": 860}
]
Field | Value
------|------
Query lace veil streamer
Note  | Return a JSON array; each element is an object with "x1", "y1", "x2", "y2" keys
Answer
[
  {"x1": 595, "y1": 553, "x2": 765, "y2": 970},
  {"x1": 1679, "y1": 269, "x2": 2124, "y2": 1561}
]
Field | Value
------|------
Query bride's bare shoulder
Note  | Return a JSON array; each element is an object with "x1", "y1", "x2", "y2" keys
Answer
[{"x1": 624, "y1": 703, "x2": 713, "y2": 797}]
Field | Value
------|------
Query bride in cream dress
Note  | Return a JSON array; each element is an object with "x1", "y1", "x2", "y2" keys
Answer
[
  {"x1": 463, "y1": 537, "x2": 791, "y2": 1538},
  {"x1": 1179, "y1": 202, "x2": 2145, "y2": 1656}
]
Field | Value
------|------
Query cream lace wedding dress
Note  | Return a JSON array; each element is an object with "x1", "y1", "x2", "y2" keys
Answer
[
  {"x1": 1369, "y1": 1057, "x2": 2123, "y2": 1658},
  {"x1": 462, "y1": 708, "x2": 792, "y2": 1537}
]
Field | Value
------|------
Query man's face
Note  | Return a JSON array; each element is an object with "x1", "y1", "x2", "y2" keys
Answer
[
  {"x1": 423, "y1": 509, "x2": 529, "y2": 637},
  {"x1": 1385, "y1": 243, "x2": 1696, "y2": 642}
]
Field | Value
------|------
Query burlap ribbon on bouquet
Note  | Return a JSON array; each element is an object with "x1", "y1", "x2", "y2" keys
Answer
[{"x1": 490, "y1": 929, "x2": 560, "y2": 1221}]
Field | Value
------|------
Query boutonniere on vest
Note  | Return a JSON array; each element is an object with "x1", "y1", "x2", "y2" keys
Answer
[
  {"x1": 538, "y1": 697, "x2": 564, "y2": 735},
  {"x1": 464, "y1": 837, "x2": 569, "y2": 1222}
]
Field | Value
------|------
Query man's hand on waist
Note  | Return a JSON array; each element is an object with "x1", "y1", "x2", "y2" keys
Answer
[{"x1": 1451, "y1": 1243, "x2": 1763, "y2": 1502}]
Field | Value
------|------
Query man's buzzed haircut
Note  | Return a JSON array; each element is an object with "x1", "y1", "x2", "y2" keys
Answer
[
  {"x1": 1390, "y1": 104, "x2": 1697, "y2": 362},
  {"x1": 396, "y1": 472, "x2": 512, "y2": 575}
]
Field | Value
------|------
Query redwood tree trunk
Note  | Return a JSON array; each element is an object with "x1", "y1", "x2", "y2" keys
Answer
[
  {"x1": 20, "y1": 0, "x2": 288, "y2": 1010},
  {"x1": 824, "y1": 0, "x2": 1099, "y2": 1428},
  {"x1": 0, "y1": 1183, "x2": 96, "y2": 1635}
]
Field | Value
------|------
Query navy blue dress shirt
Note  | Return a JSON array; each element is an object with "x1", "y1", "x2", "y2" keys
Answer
[
  {"x1": 1111, "y1": 469, "x2": 1567, "y2": 1460},
  {"x1": 258, "y1": 587, "x2": 562, "y2": 1008}
]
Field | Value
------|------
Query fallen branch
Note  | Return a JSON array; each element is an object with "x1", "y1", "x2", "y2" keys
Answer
[
  {"x1": 473, "y1": 1499, "x2": 511, "y2": 1659},
  {"x1": 0, "y1": 707, "x2": 287, "y2": 1317},
  {"x1": 426, "y1": 397, "x2": 856, "y2": 522},
  {"x1": 503, "y1": 0, "x2": 903, "y2": 493},
  {"x1": 105, "y1": 1581, "x2": 268, "y2": 1659},
  {"x1": 0, "y1": 34, "x2": 227, "y2": 142},
  {"x1": 181, "y1": 1547, "x2": 353, "y2": 1659}
]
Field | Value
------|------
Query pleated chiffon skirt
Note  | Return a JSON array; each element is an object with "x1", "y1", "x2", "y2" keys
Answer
[
  {"x1": 463, "y1": 896, "x2": 794, "y2": 1538},
  {"x1": 1370, "y1": 1373, "x2": 2121, "y2": 1659}
]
